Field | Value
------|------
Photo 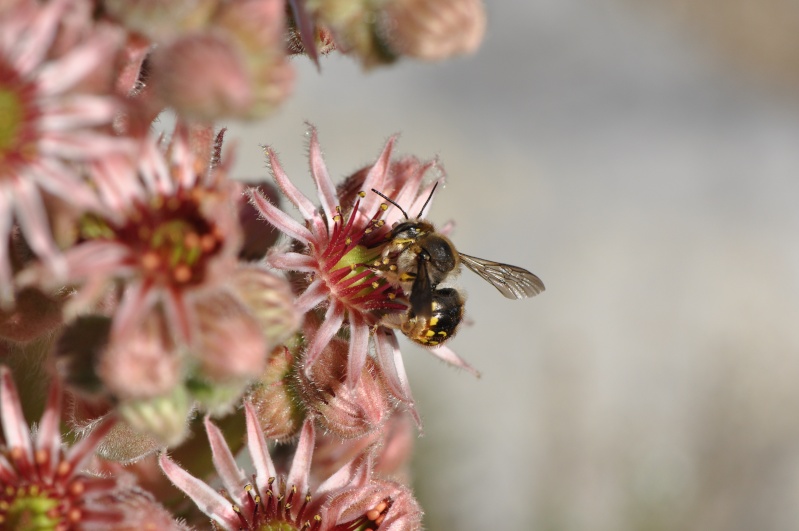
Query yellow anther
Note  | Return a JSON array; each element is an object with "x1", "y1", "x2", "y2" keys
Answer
[
  {"x1": 429, "y1": 317, "x2": 439, "y2": 326},
  {"x1": 380, "y1": 203, "x2": 388, "y2": 211},
  {"x1": 358, "y1": 191, "x2": 366, "y2": 198}
]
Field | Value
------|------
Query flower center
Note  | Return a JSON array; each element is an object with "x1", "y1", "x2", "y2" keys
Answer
[
  {"x1": 0, "y1": 88, "x2": 22, "y2": 151},
  {"x1": 1, "y1": 485, "x2": 62, "y2": 530},
  {"x1": 81, "y1": 190, "x2": 224, "y2": 286}
]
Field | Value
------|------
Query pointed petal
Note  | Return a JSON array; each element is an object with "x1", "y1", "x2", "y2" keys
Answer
[
  {"x1": 267, "y1": 251, "x2": 317, "y2": 272},
  {"x1": 408, "y1": 177, "x2": 445, "y2": 219},
  {"x1": 358, "y1": 136, "x2": 397, "y2": 224},
  {"x1": 287, "y1": 0, "x2": 320, "y2": 68},
  {"x1": 428, "y1": 344, "x2": 481, "y2": 377},
  {"x1": 248, "y1": 187, "x2": 313, "y2": 246},
  {"x1": 205, "y1": 417, "x2": 247, "y2": 502},
  {"x1": 111, "y1": 280, "x2": 157, "y2": 340},
  {"x1": 38, "y1": 26, "x2": 121, "y2": 95},
  {"x1": 0, "y1": 191, "x2": 14, "y2": 305},
  {"x1": 159, "y1": 454, "x2": 240, "y2": 531},
  {"x1": 303, "y1": 302, "x2": 345, "y2": 371},
  {"x1": 244, "y1": 402, "x2": 277, "y2": 489},
  {"x1": 264, "y1": 148, "x2": 319, "y2": 228},
  {"x1": 307, "y1": 126, "x2": 337, "y2": 223},
  {"x1": 163, "y1": 286, "x2": 195, "y2": 344},
  {"x1": 13, "y1": 0, "x2": 66, "y2": 76},
  {"x1": 346, "y1": 317, "x2": 369, "y2": 390},
  {"x1": 0, "y1": 367, "x2": 34, "y2": 465},
  {"x1": 11, "y1": 176, "x2": 58, "y2": 262},
  {"x1": 35, "y1": 374, "x2": 63, "y2": 478},
  {"x1": 374, "y1": 331, "x2": 421, "y2": 428},
  {"x1": 285, "y1": 419, "x2": 314, "y2": 497},
  {"x1": 38, "y1": 95, "x2": 119, "y2": 130},
  {"x1": 294, "y1": 278, "x2": 327, "y2": 315}
]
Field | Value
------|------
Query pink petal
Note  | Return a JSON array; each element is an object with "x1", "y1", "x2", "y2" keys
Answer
[
  {"x1": 159, "y1": 454, "x2": 240, "y2": 531},
  {"x1": 37, "y1": 26, "x2": 121, "y2": 95},
  {"x1": 285, "y1": 419, "x2": 314, "y2": 498},
  {"x1": 346, "y1": 316, "x2": 370, "y2": 390},
  {"x1": 264, "y1": 148, "x2": 321, "y2": 234},
  {"x1": 111, "y1": 280, "x2": 158, "y2": 340},
  {"x1": 294, "y1": 278, "x2": 327, "y2": 315},
  {"x1": 11, "y1": 176, "x2": 59, "y2": 264},
  {"x1": 248, "y1": 188, "x2": 313, "y2": 246},
  {"x1": 390, "y1": 159, "x2": 435, "y2": 223},
  {"x1": 315, "y1": 455, "x2": 370, "y2": 500},
  {"x1": 358, "y1": 136, "x2": 397, "y2": 225},
  {"x1": 267, "y1": 251, "x2": 317, "y2": 271},
  {"x1": 0, "y1": 191, "x2": 14, "y2": 306},
  {"x1": 428, "y1": 344, "x2": 481, "y2": 377},
  {"x1": 38, "y1": 95, "x2": 119, "y2": 130},
  {"x1": 303, "y1": 301, "x2": 345, "y2": 370},
  {"x1": 38, "y1": 130, "x2": 134, "y2": 160},
  {"x1": 163, "y1": 286, "x2": 195, "y2": 345},
  {"x1": 307, "y1": 126, "x2": 338, "y2": 224},
  {"x1": 374, "y1": 331, "x2": 421, "y2": 428},
  {"x1": 34, "y1": 374, "x2": 63, "y2": 478},
  {"x1": 243, "y1": 402, "x2": 277, "y2": 487},
  {"x1": 205, "y1": 417, "x2": 248, "y2": 503},
  {"x1": 28, "y1": 158, "x2": 101, "y2": 210},
  {"x1": 0, "y1": 367, "x2": 34, "y2": 465},
  {"x1": 13, "y1": 0, "x2": 66, "y2": 76},
  {"x1": 408, "y1": 177, "x2": 445, "y2": 219}
]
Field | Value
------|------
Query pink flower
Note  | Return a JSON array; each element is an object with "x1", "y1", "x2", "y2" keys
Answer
[
  {"x1": 0, "y1": 365, "x2": 178, "y2": 529},
  {"x1": 21, "y1": 124, "x2": 298, "y2": 445},
  {"x1": 0, "y1": 0, "x2": 127, "y2": 303},
  {"x1": 159, "y1": 402, "x2": 423, "y2": 530},
  {"x1": 249, "y1": 127, "x2": 478, "y2": 417}
]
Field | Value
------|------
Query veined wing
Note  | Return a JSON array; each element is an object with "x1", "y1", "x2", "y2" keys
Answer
[{"x1": 459, "y1": 253, "x2": 545, "y2": 299}]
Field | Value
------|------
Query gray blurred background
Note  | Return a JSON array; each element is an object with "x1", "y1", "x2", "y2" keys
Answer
[{"x1": 228, "y1": 2, "x2": 799, "y2": 529}]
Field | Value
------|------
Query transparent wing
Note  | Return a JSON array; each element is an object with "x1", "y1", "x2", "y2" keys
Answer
[{"x1": 459, "y1": 253, "x2": 545, "y2": 299}]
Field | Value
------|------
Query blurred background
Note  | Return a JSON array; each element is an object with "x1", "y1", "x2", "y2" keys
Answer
[{"x1": 228, "y1": 2, "x2": 799, "y2": 529}]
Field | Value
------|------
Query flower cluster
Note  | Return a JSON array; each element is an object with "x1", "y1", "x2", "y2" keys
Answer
[{"x1": 0, "y1": 0, "x2": 513, "y2": 529}]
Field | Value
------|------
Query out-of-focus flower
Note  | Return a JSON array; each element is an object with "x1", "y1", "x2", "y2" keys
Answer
[
  {"x1": 249, "y1": 127, "x2": 478, "y2": 418},
  {"x1": 0, "y1": 366, "x2": 183, "y2": 530},
  {"x1": 147, "y1": 0, "x2": 294, "y2": 120},
  {"x1": 102, "y1": 0, "x2": 218, "y2": 43},
  {"x1": 312, "y1": 410, "x2": 416, "y2": 485},
  {"x1": 296, "y1": 313, "x2": 393, "y2": 440},
  {"x1": 378, "y1": 0, "x2": 486, "y2": 60},
  {"x1": 0, "y1": 0, "x2": 127, "y2": 304},
  {"x1": 295, "y1": 0, "x2": 485, "y2": 67},
  {"x1": 22, "y1": 124, "x2": 299, "y2": 446},
  {"x1": 159, "y1": 402, "x2": 423, "y2": 530}
]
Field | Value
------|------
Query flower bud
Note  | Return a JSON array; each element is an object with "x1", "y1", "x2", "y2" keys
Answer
[
  {"x1": 149, "y1": 32, "x2": 256, "y2": 121},
  {"x1": 246, "y1": 344, "x2": 306, "y2": 441},
  {"x1": 118, "y1": 385, "x2": 194, "y2": 447},
  {"x1": 297, "y1": 322, "x2": 392, "y2": 439},
  {"x1": 192, "y1": 292, "x2": 267, "y2": 383},
  {"x1": 378, "y1": 0, "x2": 486, "y2": 60},
  {"x1": 98, "y1": 312, "x2": 182, "y2": 400},
  {"x1": 103, "y1": 0, "x2": 218, "y2": 43},
  {"x1": 228, "y1": 264, "x2": 300, "y2": 346}
]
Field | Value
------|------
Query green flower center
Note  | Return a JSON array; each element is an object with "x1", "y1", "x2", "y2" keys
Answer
[
  {"x1": 257, "y1": 523, "x2": 298, "y2": 531},
  {"x1": 0, "y1": 88, "x2": 23, "y2": 152},
  {"x1": 1, "y1": 488, "x2": 61, "y2": 531}
]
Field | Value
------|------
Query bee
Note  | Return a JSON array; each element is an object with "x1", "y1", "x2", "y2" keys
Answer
[{"x1": 370, "y1": 185, "x2": 545, "y2": 346}]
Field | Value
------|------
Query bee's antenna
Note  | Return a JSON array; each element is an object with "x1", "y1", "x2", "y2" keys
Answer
[
  {"x1": 371, "y1": 189, "x2": 409, "y2": 219},
  {"x1": 416, "y1": 182, "x2": 438, "y2": 218}
]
